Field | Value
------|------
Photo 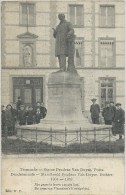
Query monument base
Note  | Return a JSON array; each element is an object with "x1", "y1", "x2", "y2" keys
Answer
[{"x1": 16, "y1": 71, "x2": 112, "y2": 146}]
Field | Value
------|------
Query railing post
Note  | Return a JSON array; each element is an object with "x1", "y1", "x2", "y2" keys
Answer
[
  {"x1": 50, "y1": 128, "x2": 53, "y2": 152},
  {"x1": 35, "y1": 129, "x2": 38, "y2": 153},
  {"x1": 65, "y1": 127, "x2": 67, "y2": 152},
  {"x1": 76, "y1": 131, "x2": 78, "y2": 141},
  {"x1": 80, "y1": 128, "x2": 82, "y2": 153},
  {"x1": 94, "y1": 128, "x2": 96, "y2": 153},
  {"x1": 26, "y1": 116, "x2": 28, "y2": 125}
]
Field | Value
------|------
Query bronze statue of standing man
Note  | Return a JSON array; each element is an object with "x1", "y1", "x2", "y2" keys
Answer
[{"x1": 53, "y1": 13, "x2": 76, "y2": 72}]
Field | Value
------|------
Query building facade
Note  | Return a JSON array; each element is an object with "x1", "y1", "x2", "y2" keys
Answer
[{"x1": 1, "y1": 0, "x2": 125, "y2": 116}]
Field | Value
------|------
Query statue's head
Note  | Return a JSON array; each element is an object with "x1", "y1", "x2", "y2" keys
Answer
[{"x1": 58, "y1": 13, "x2": 65, "y2": 21}]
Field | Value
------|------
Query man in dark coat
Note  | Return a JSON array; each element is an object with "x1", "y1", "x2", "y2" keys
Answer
[
  {"x1": 1, "y1": 105, "x2": 6, "y2": 136},
  {"x1": 109, "y1": 101, "x2": 116, "y2": 121},
  {"x1": 90, "y1": 98, "x2": 100, "y2": 124},
  {"x1": 53, "y1": 13, "x2": 75, "y2": 71},
  {"x1": 5, "y1": 104, "x2": 15, "y2": 136},
  {"x1": 102, "y1": 101, "x2": 114, "y2": 125},
  {"x1": 112, "y1": 103, "x2": 125, "y2": 139},
  {"x1": 40, "y1": 102, "x2": 47, "y2": 119}
]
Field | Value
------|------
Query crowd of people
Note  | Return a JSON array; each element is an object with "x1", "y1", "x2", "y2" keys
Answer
[
  {"x1": 1, "y1": 97, "x2": 47, "y2": 137},
  {"x1": 90, "y1": 98, "x2": 125, "y2": 140},
  {"x1": 1, "y1": 96, "x2": 125, "y2": 140}
]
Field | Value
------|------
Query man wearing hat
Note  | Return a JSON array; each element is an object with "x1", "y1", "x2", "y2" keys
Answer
[
  {"x1": 102, "y1": 101, "x2": 111, "y2": 125},
  {"x1": 112, "y1": 103, "x2": 125, "y2": 139},
  {"x1": 90, "y1": 98, "x2": 100, "y2": 124},
  {"x1": 1, "y1": 105, "x2": 6, "y2": 136},
  {"x1": 109, "y1": 101, "x2": 116, "y2": 121},
  {"x1": 102, "y1": 101, "x2": 115, "y2": 125}
]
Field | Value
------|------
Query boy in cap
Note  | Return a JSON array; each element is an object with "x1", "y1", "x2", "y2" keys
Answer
[
  {"x1": 35, "y1": 108, "x2": 42, "y2": 124},
  {"x1": 112, "y1": 103, "x2": 125, "y2": 139},
  {"x1": 18, "y1": 105, "x2": 26, "y2": 125},
  {"x1": 90, "y1": 98, "x2": 100, "y2": 124}
]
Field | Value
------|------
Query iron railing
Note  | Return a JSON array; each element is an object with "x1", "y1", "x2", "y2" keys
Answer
[{"x1": 2, "y1": 126, "x2": 123, "y2": 154}]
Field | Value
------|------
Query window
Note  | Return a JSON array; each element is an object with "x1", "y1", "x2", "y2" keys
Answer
[
  {"x1": 100, "y1": 5, "x2": 115, "y2": 27},
  {"x1": 20, "y1": 3, "x2": 35, "y2": 26},
  {"x1": 74, "y1": 38, "x2": 84, "y2": 67},
  {"x1": 99, "y1": 39, "x2": 115, "y2": 67},
  {"x1": 69, "y1": 5, "x2": 84, "y2": 27},
  {"x1": 99, "y1": 78, "x2": 115, "y2": 108}
]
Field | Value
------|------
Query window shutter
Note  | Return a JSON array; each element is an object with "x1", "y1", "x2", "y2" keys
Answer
[
  {"x1": 69, "y1": 5, "x2": 75, "y2": 25},
  {"x1": 76, "y1": 5, "x2": 83, "y2": 26},
  {"x1": 29, "y1": 4, "x2": 35, "y2": 25},
  {"x1": 107, "y1": 6, "x2": 115, "y2": 27},
  {"x1": 100, "y1": 6, "x2": 106, "y2": 26},
  {"x1": 22, "y1": 5, "x2": 27, "y2": 25},
  {"x1": 107, "y1": 43, "x2": 114, "y2": 67},
  {"x1": 108, "y1": 88, "x2": 113, "y2": 99},
  {"x1": 100, "y1": 43, "x2": 106, "y2": 67},
  {"x1": 74, "y1": 39, "x2": 83, "y2": 67}
]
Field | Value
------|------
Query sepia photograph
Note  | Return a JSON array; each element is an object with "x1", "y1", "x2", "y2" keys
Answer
[{"x1": 1, "y1": 0, "x2": 125, "y2": 194}]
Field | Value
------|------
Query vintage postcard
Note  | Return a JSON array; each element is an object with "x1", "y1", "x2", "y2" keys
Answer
[{"x1": 1, "y1": 0, "x2": 125, "y2": 194}]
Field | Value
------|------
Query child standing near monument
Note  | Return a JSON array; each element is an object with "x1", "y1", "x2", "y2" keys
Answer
[
  {"x1": 18, "y1": 105, "x2": 26, "y2": 125},
  {"x1": 35, "y1": 108, "x2": 42, "y2": 124},
  {"x1": 26, "y1": 106, "x2": 35, "y2": 125}
]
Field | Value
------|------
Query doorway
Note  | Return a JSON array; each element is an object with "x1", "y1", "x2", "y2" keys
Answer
[{"x1": 13, "y1": 77, "x2": 43, "y2": 108}]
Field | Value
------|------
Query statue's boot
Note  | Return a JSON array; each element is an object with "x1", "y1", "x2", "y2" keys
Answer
[{"x1": 67, "y1": 64, "x2": 77, "y2": 73}]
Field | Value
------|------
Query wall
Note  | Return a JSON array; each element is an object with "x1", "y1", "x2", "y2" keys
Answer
[{"x1": 1, "y1": 0, "x2": 125, "y2": 112}]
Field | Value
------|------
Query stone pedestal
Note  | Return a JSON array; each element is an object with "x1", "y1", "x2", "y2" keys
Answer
[
  {"x1": 40, "y1": 71, "x2": 89, "y2": 129},
  {"x1": 17, "y1": 71, "x2": 112, "y2": 146}
]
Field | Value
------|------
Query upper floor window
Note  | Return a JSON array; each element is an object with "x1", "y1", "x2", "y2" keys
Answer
[
  {"x1": 100, "y1": 5, "x2": 115, "y2": 27},
  {"x1": 99, "y1": 39, "x2": 115, "y2": 67},
  {"x1": 20, "y1": 3, "x2": 35, "y2": 26},
  {"x1": 74, "y1": 38, "x2": 84, "y2": 67},
  {"x1": 69, "y1": 5, "x2": 84, "y2": 27}
]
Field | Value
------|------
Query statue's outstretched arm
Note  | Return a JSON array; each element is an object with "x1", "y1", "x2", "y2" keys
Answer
[{"x1": 52, "y1": 28, "x2": 57, "y2": 38}]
